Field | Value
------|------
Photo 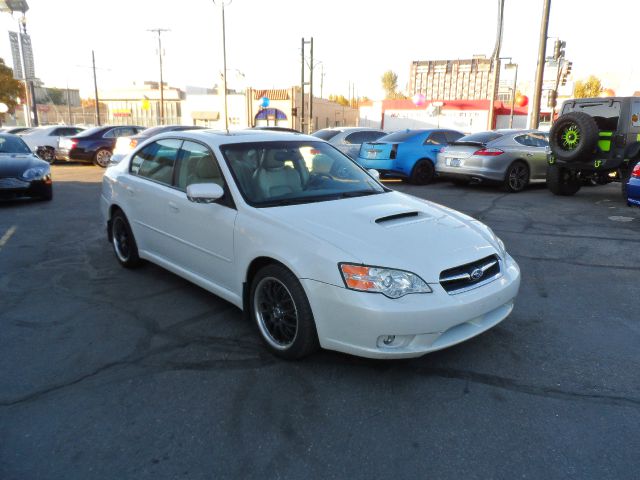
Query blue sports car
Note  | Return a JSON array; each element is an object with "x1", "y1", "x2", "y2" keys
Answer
[
  {"x1": 356, "y1": 129, "x2": 463, "y2": 185},
  {"x1": 626, "y1": 162, "x2": 640, "y2": 207}
]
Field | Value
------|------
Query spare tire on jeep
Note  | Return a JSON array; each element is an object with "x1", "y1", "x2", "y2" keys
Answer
[{"x1": 549, "y1": 111, "x2": 599, "y2": 162}]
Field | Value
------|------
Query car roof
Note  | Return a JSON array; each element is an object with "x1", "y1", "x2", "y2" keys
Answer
[
  {"x1": 316, "y1": 127, "x2": 383, "y2": 133},
  {"x1": 149, "y1": 129, "x2": 318, "y2": 146}
]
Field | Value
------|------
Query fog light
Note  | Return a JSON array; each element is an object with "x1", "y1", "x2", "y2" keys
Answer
[
  {"x1": 377, "y1": 334, "x2": 412, "y2": 349},
  {"x1": 382, "y1": 335, "x2": 395, "y2": 345}
]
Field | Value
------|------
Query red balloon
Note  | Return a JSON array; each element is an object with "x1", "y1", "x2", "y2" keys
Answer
[{"x1": 515, "y1": 95, "x2": 528, "y2": 107}]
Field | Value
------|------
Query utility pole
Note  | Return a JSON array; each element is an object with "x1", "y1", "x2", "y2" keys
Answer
[
  {"x1": 148, "y1": 28, "x2": 170, "y2": 125},
  {"x1": 530, "y1": 0, "x2": 552, "y2": 129},
  {"x1": 300, "y1": 38, "x2": 305, "y2": 133},
  {"x1": 66, "y1": 82, "x2": 72, "y2": 124},
  {"x1": 92, "y1": 50, "x2": 100, "y2": 126},
  {"x1": 309, "y1": 37, "x2": 313, "y2": 133},
  {"x1": 320, "y1": 63, "x2": 324, "y2": 99},
  {"x1": 487, "y1": 0, "x2": 505, "y2": 130}
]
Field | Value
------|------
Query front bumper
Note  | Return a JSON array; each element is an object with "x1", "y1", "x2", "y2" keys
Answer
[
  {"x1": 627, "y1": 177, "x2": 640, "y2": 207},
  {"x1": 302, "y1": 254, "x2": 520, "y2": 359},
  {"x1": 0, "y1": 177, "x2": 52, "y2": 199}
]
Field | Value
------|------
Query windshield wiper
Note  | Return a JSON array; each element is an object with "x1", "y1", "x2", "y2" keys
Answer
[{"x1": 339, "y1": 190, "x2": 381, "y2": 198}]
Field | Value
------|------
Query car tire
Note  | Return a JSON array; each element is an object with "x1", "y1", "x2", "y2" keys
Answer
[
  {"x1": 249, "y1": 263, "x2": 319, "y2": 360},
  {"x1": 94, "y1": 148, "x2": 112, "y2": 168},
  {"x1": 503, "y1": 161, "x2": 530, "y2": 193},
  {"x1": 110, "y1": 210, "x2": 142, "y2": 268},
  {"x1": 549, "y1": 111, "x2": 599, "y2": 162},
  {"x1": 409, "y1": 159, "x2": 435, "y2": 185},
  {"x1": 546, "y1": 164, "x2": 581, "y2": 196}
]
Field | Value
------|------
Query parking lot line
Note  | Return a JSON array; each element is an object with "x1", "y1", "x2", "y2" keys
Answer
[{"x1": 0, "y1": 225, "x2": 17, "y2": 251}]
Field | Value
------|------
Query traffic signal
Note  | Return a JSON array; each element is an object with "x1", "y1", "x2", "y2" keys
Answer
[
  {"x1": 553, "y1": 40, "x2": 566, "y2": 60},
  {"x1": 291, "y1": 107, "x2": 297, "y2": 117},
  {"x1": 561, "y1": 61, "x2": 573, "y2": 86},
  {"x1": 547, "y1": 90, "x2": 558, "y2": 108}
]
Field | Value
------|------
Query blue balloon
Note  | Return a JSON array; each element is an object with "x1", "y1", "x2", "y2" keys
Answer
[{"x1": 260, "y1": 96, "x2": 270, "y2": 108}]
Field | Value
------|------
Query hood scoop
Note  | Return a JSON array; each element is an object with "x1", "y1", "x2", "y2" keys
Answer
[{"x1": 375, "y1": 211, "x2": 429, "y2": 227}]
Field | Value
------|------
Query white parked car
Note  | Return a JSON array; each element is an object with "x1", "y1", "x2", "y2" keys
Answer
[
  {"x1": 20, "y1": 125, "x2": 84, "y2": 163},
  {"x1": 312, "y1": 127, "x2": 387, "y2": 159},
  {"x1": 101, "y1": 131, "x2": 520, "y2": 359}
]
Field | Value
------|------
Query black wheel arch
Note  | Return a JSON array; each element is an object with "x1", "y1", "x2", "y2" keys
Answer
[{"x1": 243, "y1": 257, "x2": 296, "y2": 315}]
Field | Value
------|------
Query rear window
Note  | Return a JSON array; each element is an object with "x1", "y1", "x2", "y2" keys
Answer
[
  {"x1": 377, "y1": 131, "x2": 420, "y2": 143},
  {"x1": 312, "y1": 130, "x2": 340, "y2": 141},
  {"x1": 562, "y1": 101, "x2": 620, "y2": 131},
  {"x1": 455, "y1": 132, "x2": 504, "y2": 144}
]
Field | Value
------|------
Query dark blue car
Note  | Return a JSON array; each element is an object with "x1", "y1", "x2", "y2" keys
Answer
[
  {"x1": 626, "y1": 162, "x2": 640, "y2": 207},
  {"x1": 356, "y1": 129, "x2": 463, "y2": 185},
  {"x1": 58, "y1": 125, "x2": 145, "y2": 168}
]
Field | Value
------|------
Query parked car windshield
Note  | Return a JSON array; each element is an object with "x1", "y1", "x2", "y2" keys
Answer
[
  {"x1": 220, "y1": 140, "x2": 385, "y2": 207},
  {"x1": 455, "y1": 132, "x2": 504, "y2": 144},
  {"x1": 376, "y1": 131, "x2": 420, "y2": 143},
  {"x1": 0, "y1": 134, "x2": 32, "y2": 154},
  {"x1": 311, "y1": 130, "x2": 340, "y2": 141}
]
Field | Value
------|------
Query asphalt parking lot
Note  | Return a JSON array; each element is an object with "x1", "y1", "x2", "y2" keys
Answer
[{"x1": 1, "y1": 165, "x2": 639, "y2": 479}]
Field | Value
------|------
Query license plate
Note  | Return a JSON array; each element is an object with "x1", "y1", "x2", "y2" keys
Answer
[{"x1": 446, "y1": 158, "x2": 462, "y2": 167}]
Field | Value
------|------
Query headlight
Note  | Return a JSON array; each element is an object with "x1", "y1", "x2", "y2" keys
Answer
[
  {"x1": 339, "y1": 264, "x2": 432, "y2": 298},
  {"x1": 22, "y1": 167, "x2": 49, "y2": 180}
]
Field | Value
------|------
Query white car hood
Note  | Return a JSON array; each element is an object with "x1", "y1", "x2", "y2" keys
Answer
[{"x1": 265, "y1": 191, "x2": 500, "y2": 283}]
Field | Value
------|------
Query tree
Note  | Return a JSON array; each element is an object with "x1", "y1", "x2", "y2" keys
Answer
[
  {"x1": 573, "y1": 75, "x2": 603, "y2": 98},
  {"x1": 381, "y1": 70, "x2": 399, "y2": 99},
  {"x1": 0, "y1": 57, "x2": 23, "y2": 113},
  {"x1": 328, "y1": 94, "x2": 349, "y2": 106}
]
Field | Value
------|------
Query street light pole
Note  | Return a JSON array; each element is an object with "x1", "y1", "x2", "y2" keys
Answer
[
  {"x1": 92, "y1": 50, "x2": 101, "y2": 126},
  {"x1": 530, "y1": 0, "x2": 551, "y2": 129},
  {"x1": 148, "y1": 28, "x2": 169, "y2": 125},
  {"x1": 506, "y1": 61, "x2": 518, "y2": 128},
  {"x1": 487, "y1": 0, "x2": 505, "y2": 130},
  {"x1": 214, "y1": 0, "x2": 231, "y2": 132}
]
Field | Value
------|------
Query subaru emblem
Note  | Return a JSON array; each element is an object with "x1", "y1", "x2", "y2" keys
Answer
[{"x1": 470, "y1": 268, "x2": 483, "y2": 281}]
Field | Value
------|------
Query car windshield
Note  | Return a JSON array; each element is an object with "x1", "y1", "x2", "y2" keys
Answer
[
  {"x1": 0, "y1": 135, "x2": 32, "y2": 154},
  {"x1": 376, "y1": 131, "x2": 420, "y2": 143},
  {"x1": 455, "y1": 132, "x2": 504, "y2": 144},
  {"x1": 220, "y1": 140, "x2": 385, "y2": 207},
  {"x1": 311, "y1": 130, "x2": 340, "y2": 141},
  {"x1": 74, "y1": 127, "x2": 104, "y2": 137}
]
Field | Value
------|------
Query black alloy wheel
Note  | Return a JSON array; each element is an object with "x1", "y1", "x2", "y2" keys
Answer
[
  {"x1": 110, "y1": 211, "x2": 141, "y2": 268},
  {"x1": 409, "y1": 159, "x2": 435, "y2": 185},
  {"x1": 250, "y1": 264, "x2": 319, "y2": 359},
  {"x1": 504, "y1": 161, "x2": 529, "y2": 193}
]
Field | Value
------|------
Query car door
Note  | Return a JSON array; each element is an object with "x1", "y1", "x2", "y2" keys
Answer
[
  {"x1": 161, "y1": 139, "x2": 238, "y2": 291},
  {"x1": 528, "y1": 132, "x2": 550, "y2": 179},
  {"x1": 124, "y1": 138, "x2": 183, "y2": 257},
  {"x1": 514, "y1": 134, "x2": 547, "y2": 179},
  {"x1": 422, "y1": 131, "x2": 448, "y2": 161}
]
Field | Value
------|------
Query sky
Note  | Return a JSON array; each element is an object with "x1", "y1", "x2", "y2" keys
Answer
[{"x1": 0, "y1": 0, "x2": 638, "y2": 100}]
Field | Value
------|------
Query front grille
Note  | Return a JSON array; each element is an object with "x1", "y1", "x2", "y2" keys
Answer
[
  {"x1": 439, "y1": 255, "x2": 501, "y2": 294},
  {"x1": 0, "y1": 177, "x2": 29, "y2": 189}
]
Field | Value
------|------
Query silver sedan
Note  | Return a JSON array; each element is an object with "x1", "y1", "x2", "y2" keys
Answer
[{"x1": 436, "y1": 130, "x2": 550, "y2": 192}]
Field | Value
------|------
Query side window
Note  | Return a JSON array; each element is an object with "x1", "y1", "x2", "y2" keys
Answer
[
  {"x1": 424, "y1": 132, "x2": 448, "y2": 145},
  {"x1": 176, "y1": 140, "x2": 225, "y2": 191},
  {"x1": 50, "y1": 128, "x2": 65, "y2": 136},
  {"x1": 103, "y1": 129, "x2": 117, "y2": 138},
  {"x1": 445, "y1": 131, "x2": 463, "y2": 143},
  {"x1": 514, "y1": 135, "x2": 533, "y2": 147},
  {"x1": 529, "y1": 133, "x2": 549, "y2": 148},
  {"x1": 118, "y1": 127, "x2": 136, "y2": 137},
  {"x1": 130, "y1": 139, "x2": 182, "y2": 186}
]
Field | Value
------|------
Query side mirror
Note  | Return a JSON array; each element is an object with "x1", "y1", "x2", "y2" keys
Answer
[
  {"x1": 368, "y1": 169, "x2": 380, "y2": 180},
  {"x1": 187, "y1": 183, "x2": 224, "y2": 203}
]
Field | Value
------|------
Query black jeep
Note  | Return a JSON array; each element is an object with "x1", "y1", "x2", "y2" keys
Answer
[{"x1": 547, "y1": 97, "x2": 640, "y2": 196}]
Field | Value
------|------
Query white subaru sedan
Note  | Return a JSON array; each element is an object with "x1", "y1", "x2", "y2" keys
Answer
[{"x1": 101, "y1": 130, "x2": 520, "y2": 359}]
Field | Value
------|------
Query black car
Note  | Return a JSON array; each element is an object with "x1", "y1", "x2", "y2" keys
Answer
[
  {"x1": 57, "y1": 125, "x2": 145, "y2": 168},
  {"x1": 0, "y1": 134, "x2": 52, "y2": 201}
]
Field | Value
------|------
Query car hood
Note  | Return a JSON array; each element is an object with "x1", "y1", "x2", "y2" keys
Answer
[
  {"x1": 0, "y1": 154, "x2": 47, "y2": 176},
  {"x1": 264, "y1": 191, "x2": 501, "y2": 282}
]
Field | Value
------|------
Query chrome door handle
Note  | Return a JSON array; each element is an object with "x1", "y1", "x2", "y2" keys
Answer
[
  {"x1": 526, "y1": 153, "x2": 534, "y2": 157},
  {"x1": 168, "y1": 201, "x2": 179, "y2": 212}
]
